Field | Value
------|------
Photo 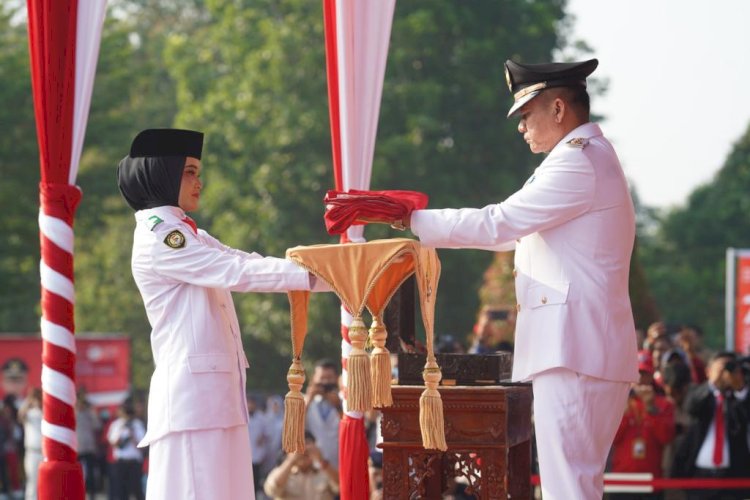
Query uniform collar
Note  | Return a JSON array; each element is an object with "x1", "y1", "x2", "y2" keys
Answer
[{"x1": 135, "y1": 205, "x2": 186, "y2": 223}]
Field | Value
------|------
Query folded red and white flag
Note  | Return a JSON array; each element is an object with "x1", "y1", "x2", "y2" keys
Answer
[{"x1": 323, "y1": 189, "x2": 429, "y2": 235}]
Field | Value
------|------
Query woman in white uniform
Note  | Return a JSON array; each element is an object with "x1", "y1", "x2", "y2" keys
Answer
[{"x1": 117, "y1": 128, "x2": 326, "y2": 500}]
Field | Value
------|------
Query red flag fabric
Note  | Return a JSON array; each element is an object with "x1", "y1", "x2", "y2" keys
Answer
[
  {"x1": 338, "y1": 415, "x2": 370, "y2": 498},
  {"x1": 324, "y1": 189, "x2": 428, "y2": 235}
]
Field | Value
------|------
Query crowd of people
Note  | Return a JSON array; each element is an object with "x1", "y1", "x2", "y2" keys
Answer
[
  {"x1": 467, "y1": 309, "x2": 750, "y2": 500},
  {"x1": 0, "y1": 388, "x2": 151, "y2": 500},
  {"x1": 0, "y1": 318, "x2": 747, "y2": 499},
  {"x1": 607, "y1": 322, "x2": 750, "y2": 500}
]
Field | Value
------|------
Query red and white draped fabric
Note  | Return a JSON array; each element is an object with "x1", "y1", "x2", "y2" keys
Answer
[
  {"x1": 322, "y1": 0, "x2": 396, "y2": 498},
  {"x1": 27, "y1": 1, "x2": 107, "y2": 498}
]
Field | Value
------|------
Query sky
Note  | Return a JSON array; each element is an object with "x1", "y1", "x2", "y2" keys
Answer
[{"x1": 565, "y1": 0, "x2": 750, "y2": 209}]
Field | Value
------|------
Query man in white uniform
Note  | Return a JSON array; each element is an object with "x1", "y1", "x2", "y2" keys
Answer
[
  {"x1": 400, "y1": 59, "x2": 639, "y2": 499},
  {"x1": 117, "y1": 128, "x2": 327, "y2": 500}
]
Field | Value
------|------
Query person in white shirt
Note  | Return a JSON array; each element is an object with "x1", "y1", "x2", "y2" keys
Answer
[
  {"x1": 247, "y1": 395, "x2": 270, "y2": 494},
  {"x1": 107, "y1": 400, "x2": 146, "y2": 500},
  {"x1": 18, "y1": 388, "x2": 43, "y2": 500},
  {"x1": 304, "y1": 360, "x2": 342, "y2": 470},
  {"x1": 671, "y1": 352, "x2": 750, "y2": 499},
  {"x1": 397, "y1": 59, "x2": 638, "y2": 499},
  {"x1": 262, "y1": 395, "x2": 285, "y2": 479},
  {"x1": 117, "y1": 128, "x2": 328, "y2": 500}
]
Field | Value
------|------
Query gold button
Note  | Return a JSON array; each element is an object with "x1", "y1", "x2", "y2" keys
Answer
[
  {"x1": 516, "y1": 239, "x2": 521, "y2": 243},
  {"x1": 513, "y1": 269, "x2": 518, "y2": 278},
  {"x1": 541, "y1": 296, "x2": 548, "y2": 304},
  {"x1": 516, "y1": 303, "x2": 521, "y2": 312}
]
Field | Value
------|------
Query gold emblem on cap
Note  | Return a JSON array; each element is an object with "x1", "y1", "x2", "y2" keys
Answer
[
  {"x1": 505, "y1": 66, "x2": 512, "y2": 92},
  {"x1": 164, "y1": 230, "x2": 186, "y2": 249},
  {"x1": 513, "y1": 81, "x2": 548, "y2": 101}
]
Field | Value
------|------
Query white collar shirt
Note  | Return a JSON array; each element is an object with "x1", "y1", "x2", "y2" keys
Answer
[{"x1": 131, "y1": 205, "x2": 312, "y2": 445}]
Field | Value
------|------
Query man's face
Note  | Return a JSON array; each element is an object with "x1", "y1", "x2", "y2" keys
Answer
[
  {"x1": 312, "y1": 366, "x2": 337, "y2": 386},
  {"x1": 708, "y1": 356, "x2": 737, "y2": 388},
  {"x1": 178, "y1": 157, "x2": 202, "y2": 212},
  {"x1": 516, "y1": 95, "x2": 560, "y2": 154}
]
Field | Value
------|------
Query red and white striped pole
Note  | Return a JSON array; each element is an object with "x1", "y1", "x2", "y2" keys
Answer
[
  {"x1": 322, "y1": 0, "x2": 396, "y2": 498},
  {"x1": 27, "y1": 1, "x2": 107, "y2": 497}
]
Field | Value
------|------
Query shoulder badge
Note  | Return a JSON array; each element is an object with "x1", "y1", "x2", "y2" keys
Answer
[
  {"x1": 164, "y1": 230, "x2": 186, "y2": 249},
  {"x1": 566, "y1": 137, "x2": 589, "y2": 149},
  {"x1": 146, "y1": 215, "x2": 164, "y2": 231}
]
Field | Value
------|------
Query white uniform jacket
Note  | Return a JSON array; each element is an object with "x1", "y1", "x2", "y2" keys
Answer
[
  {"x1": 411, "y1": 123, "x2": 638, "y2": 383},
  {"x1": 131, "y1": 205, "x2": 312, "y2": 446}
]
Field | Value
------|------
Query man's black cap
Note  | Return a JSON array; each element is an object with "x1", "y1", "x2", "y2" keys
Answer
[
  {"x1": 504, "y1": 58, "x2": 598, "y2": 117},
  {"x1": 129, "y1": 128, "x2": 204, "y2": 159},
  {"x1": 2, "y1": 358, "x2": 28, "y2": 378}
]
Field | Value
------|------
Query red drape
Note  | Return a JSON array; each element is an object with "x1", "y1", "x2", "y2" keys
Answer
[
  {"x1": 323, "y1": 0, "x2": 370, "y2": 498},
  {"x1": 27, "y1": 0, "x2": 85, "y2": 498}
]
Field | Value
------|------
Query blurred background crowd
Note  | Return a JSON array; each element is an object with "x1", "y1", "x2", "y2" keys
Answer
[{"x1": 0, "y1": 312, "x2": 748, "y2": 499}]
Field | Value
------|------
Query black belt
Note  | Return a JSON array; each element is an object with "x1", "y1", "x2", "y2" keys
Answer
[{"x1": 694, "y1": 467, "x2": 731, "y2": 478}]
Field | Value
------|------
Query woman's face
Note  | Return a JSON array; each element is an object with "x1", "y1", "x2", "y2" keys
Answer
[{"x1": 178, "y1": 157, "x2": 202, "y2": 212}]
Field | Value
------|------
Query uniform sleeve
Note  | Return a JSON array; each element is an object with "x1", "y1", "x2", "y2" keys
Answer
[
  {"x1": 149, "y1": 225, "x2": 311, "y2": 293},
  {"x1": 199, "y1": 229, "x2": 262, "y2": 260},
  {"x1": 411, "y1": 150, "x2": 595, "y2": 249}
]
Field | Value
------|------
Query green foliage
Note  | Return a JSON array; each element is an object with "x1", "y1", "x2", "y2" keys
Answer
[
  {"x1": 639, "y1": 124, "x2": 750, "y2": 348},
  {"x1": 161, "y1": 0, "x2": 570, "y2": 389},
  {"x1": 3, "y1": 0, "x2": 615, "y2": 391},
  {"x1": 0, "y1": 5, "x2": 42, "y2": 330}
]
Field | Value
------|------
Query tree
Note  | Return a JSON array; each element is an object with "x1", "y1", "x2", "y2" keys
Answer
[
  {"x1": 0, "y1": 5, "x2": 43, "y2": 331},
  {"x1": 161, "y1": 0, "x2": 572, "y2": 390},
  {"x1": 639, "y1": 123, "x2": 750, "y2": 348},
  {"x1": 2, "y1": 0, "x2": 580, "y2": 391}
]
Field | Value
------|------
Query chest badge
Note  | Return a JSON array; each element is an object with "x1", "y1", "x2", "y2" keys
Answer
[{"x1": 164, "y1": 230, "x2": 186, "y2": 249}]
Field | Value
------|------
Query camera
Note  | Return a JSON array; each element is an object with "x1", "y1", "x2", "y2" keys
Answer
[
  {"x1": 487, "y1": 310, "x2": 509, "y2": 321},
  {"x1": 320, "y1": 383, "x2": 338, "y2": 393}
]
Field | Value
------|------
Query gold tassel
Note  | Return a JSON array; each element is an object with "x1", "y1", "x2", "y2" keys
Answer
[
  {"x1": 282, "y1": 359, "x2": 306, "y2": 453},
  {"x1": 346, "y1": 315, "x2": 372, "y2": 413},
  {"x1": 419, "y1": 356, "x2": 447, "y2": 451},
  {"x1": 369, "y1": 316, "x2": 393, "y2": 408}
]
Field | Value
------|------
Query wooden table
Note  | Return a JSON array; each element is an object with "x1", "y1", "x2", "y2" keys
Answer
[{"x1": 379, "y1": 384, "x2": 532, "y2": 499}]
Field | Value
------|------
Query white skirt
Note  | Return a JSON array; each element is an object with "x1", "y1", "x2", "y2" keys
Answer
[{"x1": 146, "y1": 425, "x2": 255, "y2": 500}]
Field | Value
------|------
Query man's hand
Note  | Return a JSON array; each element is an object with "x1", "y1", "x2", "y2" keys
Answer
[{"x1": 391, "y1": 212, "x2": 412, "y2": 231}]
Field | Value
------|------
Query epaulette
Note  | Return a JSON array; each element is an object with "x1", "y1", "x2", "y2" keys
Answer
[
  {"x1": 146, "y1": 215, "x2": 164, "y2": 231},
  {"x1": 566, "y1": 137, "x2": 589, "y2": 149}
]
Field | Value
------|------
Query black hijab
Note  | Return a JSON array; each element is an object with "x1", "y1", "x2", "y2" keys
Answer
[
  {"x1": 116, "y1": 129, "x2": 203, "y2": 211},
  {"x1": 117, "y1": 155, "x2": 185, "y2": 210}
]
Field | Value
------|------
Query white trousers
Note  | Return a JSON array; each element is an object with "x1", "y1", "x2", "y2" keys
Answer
[
  {"x1": 146, "y1": 425, "x2": 255, "y2": 500},
  {"x1": 24, "y1": 449, "x2": 43, "y2": 500},
  {"x1": 532, "y1": 367, "x2": 629, "y2": 500}
]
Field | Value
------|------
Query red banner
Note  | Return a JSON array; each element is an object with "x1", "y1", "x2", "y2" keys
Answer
[
  {"x1": 735, "y1": 255, "x2": 750, "y2": 354},
  {"x1": 0, "y1": 335, "x2": 131, "y2": 411}
]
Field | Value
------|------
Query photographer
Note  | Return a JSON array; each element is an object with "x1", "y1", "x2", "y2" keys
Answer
[
  {"x1": 263, "y1": 432, "x2": 338, "y2": 500},
  {"x1": 107, "y1": 400, "x2": 146, "y2": 500},
  {"x1": 305, "y1": 359, "x2": 342, "y2": 470},
  {"x1": 671, "y1": 352, "x2": 750, "y2": 499}
]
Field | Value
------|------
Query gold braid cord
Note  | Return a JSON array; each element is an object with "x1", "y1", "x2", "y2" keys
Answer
[
  {"x1": 369, "y1": 315, "x2": 393, "y2": 408},
  {"x1": 282, "y1": 291, "x2": 309, "y2": 453},
  {"x1": 283, "y1": 239, "x2": 445, "y2": 451}
]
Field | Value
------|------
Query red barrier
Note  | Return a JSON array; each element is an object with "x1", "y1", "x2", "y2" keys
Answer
[{"x1": 531, "y1": 474, "x2": 750, "y2": 491}]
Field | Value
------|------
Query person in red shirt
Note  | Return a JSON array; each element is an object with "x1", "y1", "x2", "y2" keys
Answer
[{"x1": 610, "y1": 350, "x2": 676, "y2": 500}]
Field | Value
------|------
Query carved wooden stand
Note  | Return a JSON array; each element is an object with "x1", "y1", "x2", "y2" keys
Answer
[{"x1": 380, "y1": 385, "x2": 532, "y2": 499}]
